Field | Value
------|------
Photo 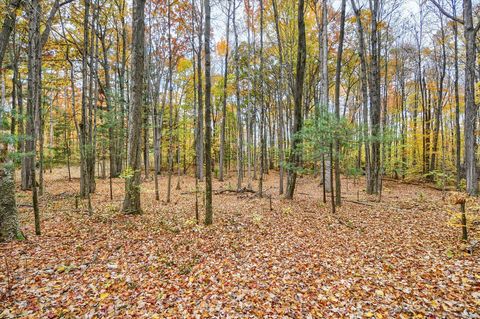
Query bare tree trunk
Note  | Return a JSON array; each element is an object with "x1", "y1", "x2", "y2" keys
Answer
[
  {"x1": 204, "y1": 0, "x2": 213, "y2": 225},
  {"x1": 0, "y1": 0, "x2": 21, "y2": 66},
  {"x1": 351, "y1": 0, "x2": 371, "y2": 192},
  {"x1": 99, "y1": 32, "x2": 118, "y2": 182},
  {"x1": 9, "y1": 55, "x2": 16, "y2": 161},
  {"x1": 329, "y1": 142, "x2": 335, "y2": 213},
  {"x1": 115, "y1": 0, "x2": 127, "y2": 176},
  {"x1": 422, "y1": 76, "x2": 430, "y2": 174},
  {"x1": 219, "y1": 0, "x2": 231, "y2": 182},
  {"x1": 196, "y1": 0, "x2": 204, "y2": 181},
  {"x1": 412, "y1": 73, "x2": 418, "y2": 167},
  {"x1": 152, "y1": 73, "x2": 166, "y2": 200},
  {"x1": 452, "y1": 1, "x2": 461, "y2": 189},
  {"x1": 0, "y1": 13, "x2": 21, "y2": 239},
  {"x1": 122, "y1": 0, "x2": 145, "y2": 214},
  {"x1": 367, "y1": 0, "x2": 381, "y2": 194},
  {"x1": 175, "y1": 107, "x2": 182, "y2": 190},
  {"x1": 143, "y1": 95, "x2": 150, "y2": 180},
  {"x1": 462, "y1": 0, "x2": 478, "y2": 195},
  {"x1": 63, "y1": 89, "x2": 72, "y2": 182},
  {"x1": 38, "y1": 87, "x2": 44, "y2": 196},
  {"x1": 285, "y1": 0, "x2": 306, "y2": 199},
  {"x1": 272, "y1": 0, "x2": 284, "y2": 194},
  {"x1": 0, "y1": 167, "x2": 23, "y2": 242},
  {"x1": 321, "y1": 0, "x2": 330, "y2": 193},
  {"x1": 89, "y1": 0, "x2": 99, "y2": 195},
  {"x1": 166, "y1": 0, "x2": 174, "y2": 203},
  {"x1": 79, "y1": 0, "x2": 91, "y2": 200},
  {"x1": 153, "y1": 95, "x2": 160, "y2": 200},
  {"x1": 246, "y1": 3, "x2": 254, "y2": 187},
  {"x1": 26, "y1": 0, "x2": 42, "y2": 234},
  {"x1": 333, "y1": 0, "x2": 346, "y2": 206},
  {"x1": 14, "y1": 59, "x2": 24, "y2": 158},
  {"x1": 258, "y1": 0, "x2": 265, "y2": 197},
  {"x1": 233, "y1": 0, "x2": 243, "y2": 191},
  {"x1": 430, "y1": 16, "x2": 446, "y2": 173}
]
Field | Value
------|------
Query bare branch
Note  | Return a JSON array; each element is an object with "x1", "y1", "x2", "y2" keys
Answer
[
  {"x1": 41, "y1": 0, "x2": 76, "y2": 49},
  {"x1": 429, "y1": 0, "x2": 464, "y2": 24}
]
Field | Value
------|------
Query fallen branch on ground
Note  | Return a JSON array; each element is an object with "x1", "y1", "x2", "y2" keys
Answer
[{"x1": 214, "y1": 187, "x2": 256, "y2": 195}]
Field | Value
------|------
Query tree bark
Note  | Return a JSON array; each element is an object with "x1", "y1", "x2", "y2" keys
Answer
[
  {"x1": 351, "y1": 0, "x2": 371, "y2": 193},
  {"x1": 204, "y1": 0, "x2": 213, "y2": 225},
  {"x1": 333, "y1": 0, "x2": 346, "y2": 205},
  {"x1": 233, "y1": 0, "x2": 243, "y2": 191},
  {"x1": 258, "y1": 0, "x2": 265, "y2": 197},
  {"x1": 0, "y1": 169, "x2": 23, "y2": 242},
  {"x1": 219, "y1": 0, "x2": 231, "y2": 182},
  {"x1": 272, "y1": 0, "x2": 284, "y2": 195},
  {"x1": 122, "y1": 0, "x2": 145, "y2": 214},
  {"x1": 462, "y1": 0, "x2": 478, "y2": 195},
  {"x1": 167, "y1": 0, "x2": 174, "y2": 203},
  {"x1": 0, "y1": 0, "x2": 22, "y2": 68},
  {"x1": 285, "y1": 0, "x2": 306, "y2": 199},
  {"x1": 430, "y1": 16, "x2": 446, "y2": 173},
  {"x1": 26, "y1": 0, "x2": 42, "y2": 234},
  {"x1": 196, "y1": 0, "x2": 204, "y2": 181},
  {"x1": 367, "y1": 0, "x2": 381, "y2": 194},
  {"x1": 452, "y1": 1, "x2": 461, "y2": 189},
  {"x1": 321, "y1": 0, "x2": 331, "y2": 193}
]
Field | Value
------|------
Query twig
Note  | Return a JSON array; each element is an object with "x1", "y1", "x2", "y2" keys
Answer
[
  {"x1": 342, "y1": 199, "x2": 374, "y2": 207},
  {"x1": 17, "y1": 204, "x2": 34, "y2": 208},
  {"x1": 214, "y1": 187, "x2": 256, "y2": 195}
]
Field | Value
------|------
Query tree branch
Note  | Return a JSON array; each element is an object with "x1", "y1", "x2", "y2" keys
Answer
[
  {"x1": 41, "y1": 0, "x2": 76, "y2": 49},
  {"x1": 0, "y1": 0, "x2": 23, "y2": 67},
  {"x1": 429, "y1": 0, "x2": 464, "y2": 24}
]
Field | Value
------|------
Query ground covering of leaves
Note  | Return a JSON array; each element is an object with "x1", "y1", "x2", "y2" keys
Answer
[{"x1": 1, "y1": 168, "x2": 479, "y2": 318}]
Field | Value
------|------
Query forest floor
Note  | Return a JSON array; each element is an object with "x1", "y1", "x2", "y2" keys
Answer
[{"x1": 1, "y1": 168, "x2": 479, "y2": 318}]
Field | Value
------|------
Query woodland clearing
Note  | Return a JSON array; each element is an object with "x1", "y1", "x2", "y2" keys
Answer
[{"x1": 1, "y1": 168, "x2": 479, "y2": 318}]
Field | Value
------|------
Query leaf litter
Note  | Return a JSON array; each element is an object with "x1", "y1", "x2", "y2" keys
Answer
[{"x1": 1, "y1": 168, "x2": 479, "y2": 318}]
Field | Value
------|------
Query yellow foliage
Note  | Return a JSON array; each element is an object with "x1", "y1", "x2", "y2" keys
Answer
[{"x1": 216, "y1": 38, "x2": 228, "y2": 56}]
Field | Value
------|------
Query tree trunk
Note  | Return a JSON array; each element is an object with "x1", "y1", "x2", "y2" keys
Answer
[
  {"x1": 166, "y1": 0, "x2": 174, "y2": 203},
  {"x1": 462, "y1": 0, "x2": 477, "y2": 195},
  {"x1": 204, "y1": 0, "x2": 213, "y2": 225},
  {"x1": 196, "y1": 0, "x2": 204, "y2": 181},
  {"x1": 285, "y1": 0, "x2": 306, "y2": 199},
  {"x1": 219, "y1": 0, "x2": 231, "y2": 182},
  {"x1": 333, "y1": 0, "x2": 346, "y2": 205},
  {"x1": 452, "y1": 1, "x2": 461, "y2": 189},
  {"x1": 321, "y1": 0, "x2": 330, "y2": 193},
  {"x1": 0, "y1": 0, "x2": 22, "y2": 66},
  {"x1": 79, "y1": 0, "x2": 92, "y2": 199},
  {"x1": 351, "y1": 0, "x2": 371, "y2": 192},
  {"x1": 430, "y1": 16, "x2": 446, "y2": 173},
  {"x1": 0, "y1": 16, "x2": 21, "y2": 238},
  {"x1": 122, "y1": 0, "x2": 145, "y2": 214},
  {"x1": 367, "y1": 0, "x2": 381, "y2": 194},
  {"x1": 0, "y1": 170, "x2": 23, "y2": 242},
  {"x1": 26, "y1": 0, "x2": 42, "y2": 235},
  {"x1": 258, "y1": 0, "x2": 265, "y2": 197},
  {"x1": 272, "y1": 0, "x2": 284, "y2": 194},
  {"x1": 99, "y1": 31, "x2": 119, "y2": 179},
  {"x1": 233, "y1": 0, "x2": 243, "y2": 191}
]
